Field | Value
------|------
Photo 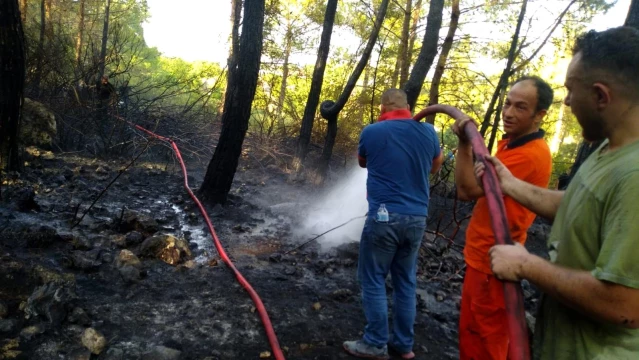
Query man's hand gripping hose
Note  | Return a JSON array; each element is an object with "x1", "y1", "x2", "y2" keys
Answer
[{"x1": 414, "y1": 105, "x2": 530, "y2": 360}]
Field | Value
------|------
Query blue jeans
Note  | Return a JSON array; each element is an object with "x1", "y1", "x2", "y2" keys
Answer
[{"x1": 358, "y1": 213, "x2": 426, "y2": 353}]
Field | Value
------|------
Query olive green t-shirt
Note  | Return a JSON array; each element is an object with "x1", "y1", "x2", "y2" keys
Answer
[{"x1": 534, "y1": 139, "x2": 639, "y2": 360}]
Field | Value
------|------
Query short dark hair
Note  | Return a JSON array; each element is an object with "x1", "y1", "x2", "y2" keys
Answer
[
  {"x1": 513, "y1": 75, "x2": 554, "y2": 112},
  {"x1": 572, "y1": 26, "x2": 639, "y2": 96}
]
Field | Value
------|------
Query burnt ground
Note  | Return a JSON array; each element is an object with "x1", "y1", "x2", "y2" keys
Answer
[{"x1": 0, "y1": 147, "x2": 550, "y2": 360}]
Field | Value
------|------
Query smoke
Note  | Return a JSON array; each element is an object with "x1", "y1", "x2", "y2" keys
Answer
[{"x1": 296, "y1": 166, "x2": 369, "y2": 250}]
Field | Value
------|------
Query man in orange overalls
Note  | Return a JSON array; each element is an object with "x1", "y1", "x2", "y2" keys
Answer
[{"x1": 452, "y1": 76, "x2": 553, "y2": 359}]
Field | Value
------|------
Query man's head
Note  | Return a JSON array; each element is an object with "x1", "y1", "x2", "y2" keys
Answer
[
  {"x1": 380, "y1": 89, "x2": 409, "y2": 114},
  {"x1": 502, "y1": 76, "x2": 553, "y2": 140},
  {"x1": 564, "y1": 26, "x2": 639, "y2": 142}
]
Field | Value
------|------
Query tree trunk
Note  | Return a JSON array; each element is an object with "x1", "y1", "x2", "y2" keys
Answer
[
  {"x1": 291, "y1": 0, "x2": 338, "y2": 176},
  {"x1": 199, "y1": 0, "x2": 265, "y2": 204},
  {"x1": 487, "y1": 86, "x2": 507, "y2": 153},
  {"x1": 479, "y1": 0, "x2": 528, "y2": 137},
  {"x1": 33, "y1": 0, "x2": 45, "y2": 94},
  {"x1": 315, "y1": 0, "x2": 390, "y2": 184},
  {"x1": 425, "y1": 0, "x2": 459, "y2": 124},
  {"x1": 98, "y1": 0, "x2": 111, "y2": 80},
  {"x1": 0, "y1": 0, "x2": 26, "y2": 194},
  {"x1": 392, "y1": 0, "x2": 412, "y2": 89},
  {"x1": 406, "y1": 0, "x2": 422, "y2": 77},
  {"x1": 218, "y1": 0, "x2": 243, "y2": 119},
  {"x1": 276, "y1": 25, "x2": 293, "y2": 135},
  {"x1": 403, "y1": 0, "x2": 444, "y2": 111},
  {"x1": 75, "y1": 0, "x2": 85, "y2": 71},
  {"x1": 626, "y1": 0, "x2": 639, "y2": 28}
]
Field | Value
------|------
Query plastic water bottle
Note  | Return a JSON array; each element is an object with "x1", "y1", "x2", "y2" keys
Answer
[{"x1": 376, "y1": 204, "x2": 389, "y2": 223}]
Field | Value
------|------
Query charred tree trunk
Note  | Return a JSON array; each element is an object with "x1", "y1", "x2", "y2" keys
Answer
[
  {"x1": 403, "y1": 0, "x2": 444, "y2": 111},
  {"x1": 75, "y1": 0, "x2": 85, "y2": 71},
  {"x1": 98, "y1": 0, "x2": 111, "y2": 80},
  {"x1": 219, "y1": 0, "x2": 243, "y2": 119},
  {"x1": 626, "y1": 0, "x2": 639, "y2": 28},
  {"x1": 199, "y1": 0, "x2": 265, "y2": 204},
  {"x1": 291, "y1": 0, "x2": 338, "y2": 176},
  {"x1": 0, "y1": 0, "x2": 27, "y2": 197},
  {"x1": 425, "y1": 0, "x2": 459, "y2": 124},
  {"x1": 315, "y1": 0, "x2": 390, "y2": 184},
  {"x1": 479, "y1": 0, "x2": 527, "y2": 137}
]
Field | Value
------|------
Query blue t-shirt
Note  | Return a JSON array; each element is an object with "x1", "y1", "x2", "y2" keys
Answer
[{"x1": 358, "y1": 118, "x2": 440, "y2": 216}]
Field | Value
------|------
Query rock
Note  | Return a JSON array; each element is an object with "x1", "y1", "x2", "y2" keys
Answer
[
  {"x1": 24, "y1": 225, "x2": 61, "y2": 248},
  {"x1": 115, "y1": 250, "x2": 141, "y2": 268},
  {"x1": 95, "y1": 166, "x2": 109, "y2": 175},
  {"x1": 232, "y1": 224, "x2": 250, "y2": 233},
  {"x1": 120, "y1": 210, "x2": 159, "y2": 235},
  {"x1": 20, "y1": 98, "x2": 57, "y2": 148},
  {"x1": 12, "y1": 186, "x2": 41, "y2": 212},
  {"x1": 330, "y1": 289, "x2": 353, "y2": 301},
  {"x1": 141, "y1": 345, "x2": 181, "y2": 360},
  {"x1": 312, "y1": 302, "x2": 321, "y2": 311},
  {"x1": 125, "y1": 231, "x2": 145, "y2": 246},
  {"x1": 0, "y1": 319, "x2": 19, "y2": 333},
  {"x1": 434, "y1": 237, "x2": 449, "y2": 254},
  {"x1": 20, "y1": 324, "x2": 45, "y2": 340},
  {"x1": 25, "y1": 283, "x2": 76, "y2": 326},
  {"x1": 268, "y1": 253, "x2": 282, "y2": 263},
  {"x1": 118, "y1": 265, "x2": 141, "y2": 283},
  {"x1": 81, "y1": 328, "x2": 107, "y2": 355},
  {"x1": 335, "y1": 242, "x2": 359, "y2": 260},
  {"x1": 103, "y1": 347, "x2": 124, "y2": 360},
  {"x1": 70, "y1": 250, "x2": 102, "y2": 271},
  {"x1": 0, "y1": 301, "x2": 8, "y2": 318},
  {"x1": 260, "y1": 350, "x2": 272, "y2": 358},
  {"x1": 140, "y1": 234, "x2": 192, "y2": 266},
  {"x1": 70, "y1": 234, "x2": 93, "y2": 250},
  {"x1": 68, "y1": 307, "x2": 91, "y2": 326},
  {"x1": 67, "y1": 348, "x2": 92, "y2": 360}
]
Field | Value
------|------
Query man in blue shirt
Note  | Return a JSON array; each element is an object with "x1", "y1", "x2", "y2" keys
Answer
[{"x1": 344, "y1": 89, "x2": 443, "y2": 360}]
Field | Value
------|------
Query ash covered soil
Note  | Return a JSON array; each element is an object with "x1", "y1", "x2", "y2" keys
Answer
[{"x1": 0, "y1": 148, "x2": 550, "y2": 360}]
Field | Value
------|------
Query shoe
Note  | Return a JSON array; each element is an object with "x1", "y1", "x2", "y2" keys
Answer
[
  {"x1": 388, "y1": 344, "x2": 415, "y2": 359},
  {"x1": 343, "y1": 340, "x2": 390, "y2": 360}
]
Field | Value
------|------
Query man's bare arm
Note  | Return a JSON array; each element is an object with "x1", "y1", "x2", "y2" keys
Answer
[
  {"x1": 491, "y1": 245, "x2": 639, "y2": 329},
  {"x1": 455, "y1": 142, "x2": 484, "y2": 200},
  {"x1": 431, "y1": 151, "x2": 444, "y2": 174},
  {"x1": 478, "y1": 156, "x2": 563, "y2": 220}
]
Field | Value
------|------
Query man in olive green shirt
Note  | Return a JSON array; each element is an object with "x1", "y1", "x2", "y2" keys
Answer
[{"x1": 474, "y1": 27, "x2": 639, "y2": 359}]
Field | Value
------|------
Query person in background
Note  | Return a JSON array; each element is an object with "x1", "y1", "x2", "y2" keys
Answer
[
  {"x1": 343, "y1": 89, "x2": 443, "y2": 360},
  {"x1": 452, "y1": 76, "x2": 553, "y2": 359},
  {"x1": 482, "y1": 26, "x2": 639, "y2": 360}
]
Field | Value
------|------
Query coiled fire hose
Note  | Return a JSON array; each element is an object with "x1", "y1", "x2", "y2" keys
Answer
[
  {"x1": 114, "y1": 115, "x2": 286, "y2": 360},
  {"x1": 414, "y1": 106, "x2": 530, "y2": 360}
]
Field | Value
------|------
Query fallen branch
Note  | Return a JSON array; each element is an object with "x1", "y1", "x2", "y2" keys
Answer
[{"x1": 285, "y1": 215, "x2": 367, "y2": 254}]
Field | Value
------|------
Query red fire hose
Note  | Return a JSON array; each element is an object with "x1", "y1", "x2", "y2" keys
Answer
[
  {"x1": 115, "y1": 116, "x2": 286, "y2": 360},
  {"x1": 414, "y1": 106, "x2": 530, "y2": 360}
]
